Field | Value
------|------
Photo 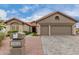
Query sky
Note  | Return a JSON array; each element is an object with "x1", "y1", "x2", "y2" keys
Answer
[{"x1": 0, "y1": 4, "x2": 79, "y2": 23}]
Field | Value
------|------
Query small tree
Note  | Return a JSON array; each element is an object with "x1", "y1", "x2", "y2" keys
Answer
[
  {"x1": 0, "y1": 20, "x2": 6, "y2": 31},
  {"x1": 0, "y1": 20, "x2": 6, "y2": 46}
]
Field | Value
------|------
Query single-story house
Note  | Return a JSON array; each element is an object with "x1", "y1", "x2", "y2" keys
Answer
[
  {"x1": 5, "y1": 18, "x2": 32, "y2": 33},
  {"x1": 36, "y1": 12, "x2": 78, "y2": 35}
]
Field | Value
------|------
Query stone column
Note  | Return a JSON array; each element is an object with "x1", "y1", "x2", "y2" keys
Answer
[
  {"x1": 37, "y1": 25, "x2": 40, "y2": 35},
  {"x1": 49, "y1": 24, "x2": 51, "y2": 36},
  {"x1": 72, "y1": 24, "x2": 76, "y2": 35}
]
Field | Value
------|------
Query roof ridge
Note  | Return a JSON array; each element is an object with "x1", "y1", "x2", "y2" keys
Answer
[{"x1": 36, "y1": 11, "x2": 78, "y2": 22}]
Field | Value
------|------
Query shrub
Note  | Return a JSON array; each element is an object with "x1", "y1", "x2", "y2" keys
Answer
[
  {"x1": 0, "y1": 32, "x2": 5, "y2": 46},
  {"x1": 6, "y1": 30, "x2": 18, "y2": 36},
  {"x1": 23, "y1": 31, "x2": 32, "y2": 35},
  {"x1": 32, "y1": 32, "x2": 37, "y2": 36}
]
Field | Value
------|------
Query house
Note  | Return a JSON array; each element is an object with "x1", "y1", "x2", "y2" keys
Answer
[
  {"x1": 36, "y1": 12, "x2": 78, "y2": 36},
  {"x1": 5, "y1": 18, "x2": 32, "y2": 34}
]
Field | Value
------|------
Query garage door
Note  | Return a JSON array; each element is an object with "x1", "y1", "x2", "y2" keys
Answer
[
  {"x1": 51, "y1": 25, "x2": 72, "y2": 35},
  {"x1": 40, "y1": 25, "x2": 49, "y2": 35}
]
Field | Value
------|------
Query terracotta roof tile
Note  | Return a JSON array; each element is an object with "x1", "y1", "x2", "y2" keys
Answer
[
  {"x1": 26, "y1": 22, "x2": 37, "y2": 27},
  {"x1": 5, "y1": 18, "x2": 31, "y2": 26}
]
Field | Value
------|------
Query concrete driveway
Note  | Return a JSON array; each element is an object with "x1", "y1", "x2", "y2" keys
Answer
[{"x1": 41, "y1": 35, "x2": 79, "y2": 55}]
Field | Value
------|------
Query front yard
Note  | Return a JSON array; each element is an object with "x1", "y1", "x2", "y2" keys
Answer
[{"x1": 0, "y1": 35, "x2": 79, "y2": 55}]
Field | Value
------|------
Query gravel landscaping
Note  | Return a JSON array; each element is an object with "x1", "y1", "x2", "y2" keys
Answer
[{"x1": 41, "y1": 35, "x2": 79, "y2": 55}]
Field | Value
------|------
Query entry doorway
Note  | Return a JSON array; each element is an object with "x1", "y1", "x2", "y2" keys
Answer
[{"x1": 32, "y1": 26, "x2": 36, "y2": 32}]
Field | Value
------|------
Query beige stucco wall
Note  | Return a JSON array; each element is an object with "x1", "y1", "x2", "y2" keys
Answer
[
  {"x1": 36, "y1": 24, "x2": 40, "y2": 35},
  {"x1": 19, "y1": 25, "x2": 23, "y2": 32},
  {"x1": 23, "y1": 25, "x2": 30, "y2": 32},
  {"x1": 5, "y1": 20, "x2": 31, "y2": 33},
  {"x1": 5, "y1": 25, "x2": 10, "y2": 34}
]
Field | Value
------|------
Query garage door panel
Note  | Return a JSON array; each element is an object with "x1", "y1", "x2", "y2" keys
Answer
[
  {"x1": 40, "y1": 25, "x2": 49, "y2": 35},
  {"x1": 51, "y1": 25, "x2": 72, "y2": 35}
]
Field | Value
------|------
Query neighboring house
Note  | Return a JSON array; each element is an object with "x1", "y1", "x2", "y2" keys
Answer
[
  {"x1": 36, "y1": 12, "x2": 78, "y2": 35},
  {"x1": 5, "y1": 18, "x2": 32, "y2": 33},
  {"x1": 76, "y1": 22, "x2": 79, "y2": 34}
]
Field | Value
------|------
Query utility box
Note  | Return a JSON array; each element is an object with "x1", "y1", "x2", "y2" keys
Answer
[
  {"x1": 10, "y1": 32, "x2": 25, "y2": 48},
  {"x1": 10, "y1": 32, "x2": 25, "y2": 40}
]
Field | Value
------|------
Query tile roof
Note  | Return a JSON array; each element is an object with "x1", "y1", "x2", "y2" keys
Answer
[
  {"x1": 36, "y1": 11, "x2": 78, "y2": 23},
  {"x1": 5, "y1": 18, "x2": 31, "y2": 26}
]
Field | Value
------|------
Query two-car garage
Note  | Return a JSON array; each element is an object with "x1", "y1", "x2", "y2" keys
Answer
[{"x1": 36, "y1": 12, "x2": 77, "y2": 36}]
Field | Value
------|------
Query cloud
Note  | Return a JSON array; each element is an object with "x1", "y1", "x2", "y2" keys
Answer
[
  {"x1": 25, "y1": 8, "x2": 52, "y2": 22},
  {"x1": 7, "y1": 9, "x2": 18, "y2": 14},
  {"x1": 6, "y1": 9, "x2": 22, "y2": 20},
  {"x1": 0, "y1": 9, "x2": 7, "y2": 20},
  {"x1": 63, "y1": 5, "x2": 79, "y2": 17},
  {"x1": 74, "y1": 5, "x2": 79, "y2": 7},
  {"x1": 64, "y1": 11, "x2": 79, "y2": 17},
  {"x1": 19, "y1": 6, "x2": 30, "y2": 13}
]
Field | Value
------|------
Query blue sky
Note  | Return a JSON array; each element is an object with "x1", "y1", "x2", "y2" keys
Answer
[{"x1": 0, "y1": 4, "x2": 79, "y2": 22}]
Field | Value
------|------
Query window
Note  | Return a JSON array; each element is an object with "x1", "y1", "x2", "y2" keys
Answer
[
  {"x1": 55, "y1": 16, "x2": 60, "y2": 20},
  {"x1": 11, "y1": 22, "x2": 19, "y2": 31}
]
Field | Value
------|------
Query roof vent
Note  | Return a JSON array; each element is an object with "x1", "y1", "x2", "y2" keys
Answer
[{"x1": 55, "y1": 16, "x2": 60, "y2": 20}]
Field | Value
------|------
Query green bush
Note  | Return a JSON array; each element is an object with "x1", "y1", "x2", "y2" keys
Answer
[
  {"x1": 23, "y1": 31, "x2": 32, "y2": 35},
  {"x1": 32, "y1": 32, "x2": 37, "y2": 36},
  {"x1": 0, "y1": 32, "x2": 5, "y2": 46},
  {"x1": 6, "y1": 30, "x2": 18, "y2": 36}
]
